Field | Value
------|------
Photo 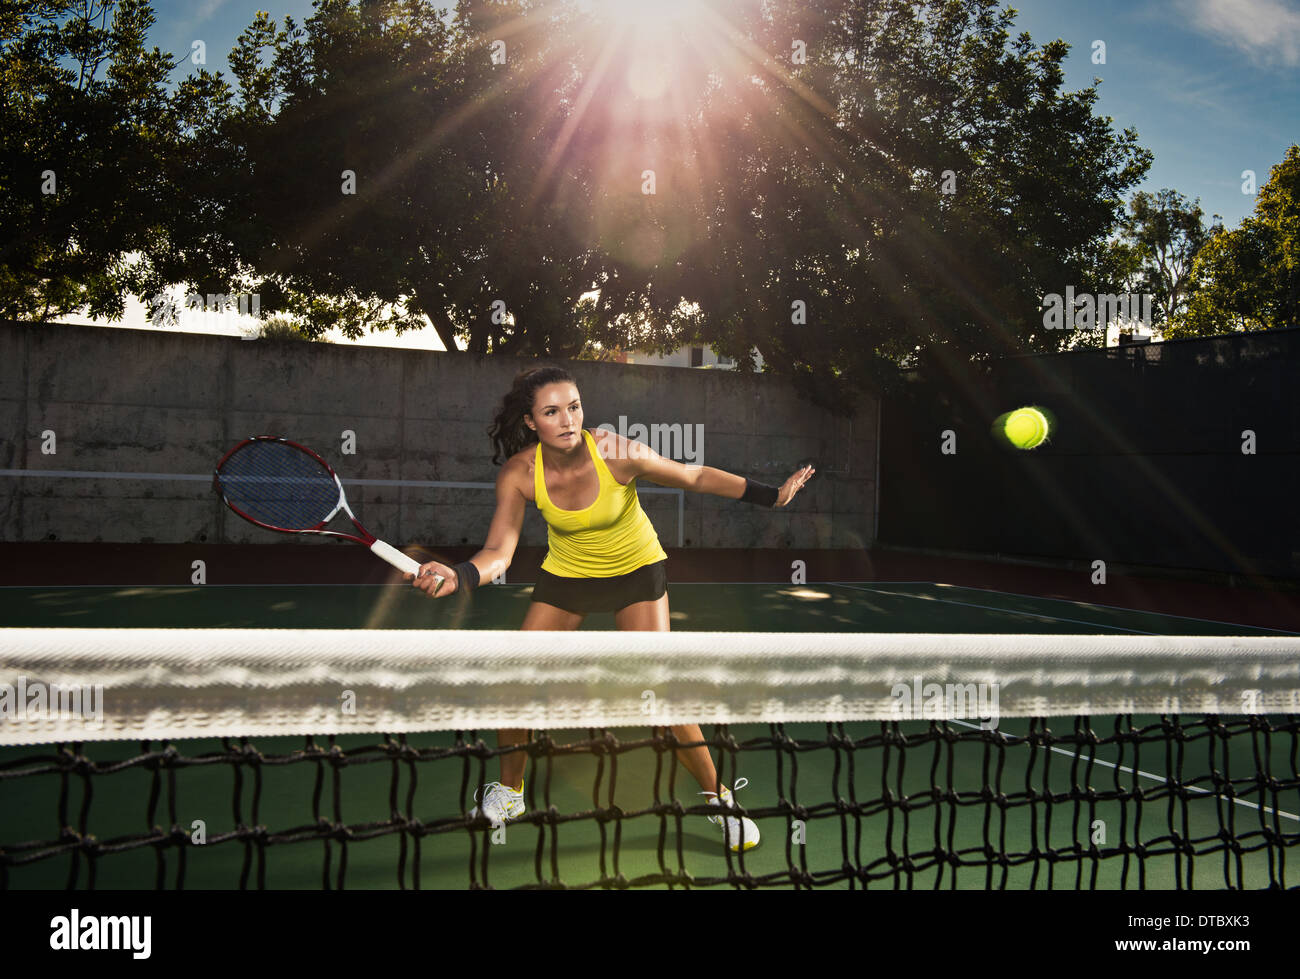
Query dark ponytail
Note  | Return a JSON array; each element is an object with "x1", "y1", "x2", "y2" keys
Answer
[{"x1": 488, "y1": 365, "x2": 577, "y2": 465}]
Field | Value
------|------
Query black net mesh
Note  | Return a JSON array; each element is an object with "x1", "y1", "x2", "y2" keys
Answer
[{"x1": 3, "y1": 717, "x2": 1298, "y2": 890}]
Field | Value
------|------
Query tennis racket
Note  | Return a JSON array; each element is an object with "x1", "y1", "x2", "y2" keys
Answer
[{"x1": 213, "y1": 436, "x2": 437, "y2": 584}]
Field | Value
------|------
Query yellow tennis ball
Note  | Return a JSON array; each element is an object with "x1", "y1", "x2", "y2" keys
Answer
[{"x1": 1004, "y1": 407, "x2": 1049, "y2": 449}]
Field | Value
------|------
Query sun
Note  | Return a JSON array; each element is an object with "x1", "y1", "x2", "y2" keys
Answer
[
  {"x1": 578, "y1": 0, "x2": 714, "y2": 99},
  {"x1": 583, "y1": 0, "x2": 699, "y2": 29}
]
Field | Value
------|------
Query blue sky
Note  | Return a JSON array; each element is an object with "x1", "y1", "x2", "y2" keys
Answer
[
  {"x1": 1009, "y1": 0, "x2": 1299, "y2": 228},
  {"x1": 147, "y1": 0, "x2": 1299, "y2": 230}
]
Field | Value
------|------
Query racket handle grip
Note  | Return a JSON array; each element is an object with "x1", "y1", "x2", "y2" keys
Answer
[{"x1": 369, "y1": 540, "x2": 422, "y2": 576}]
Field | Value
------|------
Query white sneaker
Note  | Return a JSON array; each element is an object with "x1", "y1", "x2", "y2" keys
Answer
[
  {"x1": 469, "y1": 781, "x2": 525, "y2": 827},
  {"x1": 701, "y1": 777, "x2": 760, "y2": 852}
]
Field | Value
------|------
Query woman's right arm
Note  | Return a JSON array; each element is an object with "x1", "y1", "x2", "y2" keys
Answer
[{"x1": 408, "y1": 460, "x2": 527, "y2": 597}]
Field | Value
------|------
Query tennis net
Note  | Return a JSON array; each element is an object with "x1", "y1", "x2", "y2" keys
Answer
[{"x1": 2, "y1": 629, "x2": 1299, "y2": 889}]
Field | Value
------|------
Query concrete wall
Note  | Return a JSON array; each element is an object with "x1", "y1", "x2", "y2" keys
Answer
[{"x1": 0, "y1": 321, "x2": 877, "y2": 551}]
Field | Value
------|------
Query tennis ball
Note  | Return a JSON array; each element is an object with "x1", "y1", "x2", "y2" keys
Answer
[{"x1": 1003, "y1": 407, "x2": 1049, "y2": 450}]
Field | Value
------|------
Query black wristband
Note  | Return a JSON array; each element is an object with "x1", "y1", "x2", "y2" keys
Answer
[
  {"x1": 452, "y1": 561, "x2": 480, "y2": 592},
  {"x1": 740, "y1": 478, "x2": 780, "y2": 508}
]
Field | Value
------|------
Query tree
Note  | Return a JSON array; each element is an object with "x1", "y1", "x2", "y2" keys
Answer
[
  {"x1": 1174, "y1": 144, "x2": 1300, "y2": 338},
  {"x1": 0, "y1": 0, "x2": 185, "y2": 321},
  {"x1": 181, "y1": 0, "x2": 1149, "y2": 399},
  {"x1": 564, "y1": 0, "x2": 1153, "y2": 409},
  {"x1": 1115, "y1": 189, "x2": 1211, "y2": 329},
  {"x1": 5, "y1": 0, "x2": 1153, "y2": 417}
]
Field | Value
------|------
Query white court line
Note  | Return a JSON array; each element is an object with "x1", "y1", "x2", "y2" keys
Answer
[
  {"x1": 856, "y1": 580, "x2": 1300, "y2": 637},
  {"x1": 949, "y1": 719, "x2": 1299, "y2": 822},
  {"x1": 827, "y1": 581, "x2": 1161, "y2": 635}
]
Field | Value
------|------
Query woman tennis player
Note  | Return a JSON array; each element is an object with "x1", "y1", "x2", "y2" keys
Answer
[{"x1": 408, "y1": 366, "x2": 814, "y2": 852}]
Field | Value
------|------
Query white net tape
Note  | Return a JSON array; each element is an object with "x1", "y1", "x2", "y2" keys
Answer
[{"x1": 2, "y1": 629, "x2": 1299, "y2": 744}]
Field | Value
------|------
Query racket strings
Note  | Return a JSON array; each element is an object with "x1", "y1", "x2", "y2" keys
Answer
[{"x1": 216, "y1": 441, "x2": 341, "y2": 531}]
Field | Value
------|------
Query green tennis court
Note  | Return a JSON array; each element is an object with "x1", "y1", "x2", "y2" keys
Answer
[
  {"x1": 3, "y1": 580, "x2": 1292, "y2": 634},
  {"x1": 2, "y1": 582, "x2": 1295, "y2": 889}
]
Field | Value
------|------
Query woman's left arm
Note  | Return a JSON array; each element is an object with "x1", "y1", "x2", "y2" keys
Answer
[{"x1": 612, "y1": 432, "x2": 815, "y2": 508}]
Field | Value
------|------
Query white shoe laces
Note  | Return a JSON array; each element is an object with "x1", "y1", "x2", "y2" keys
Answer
[
  {"x1": 474, "y1": 781, "x2": 522, "y2": 800},
  {"x1": 700, "y1": 777, "x2": 749, "y2": 811},
  {"x1": 701, "y1": 778, "x2": 757, "y2": 850}
]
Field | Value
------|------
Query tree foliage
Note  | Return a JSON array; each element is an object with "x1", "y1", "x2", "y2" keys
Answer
[
  {"x1": 641, "y1": 0, "x2": 1152, "y2": 407},
  {"x1": 0, "y1": 0, "x2": 183, "y2": 321},
  {"x1": 3, "y1": 0, "x2": 1159, "y2": 415},
  {"x1": 1172, "y1": 144, "x2": 1300, "y2": 338},
  {"x1": 1113, "y1": 189, "x2": 1211, "y2": 329}
]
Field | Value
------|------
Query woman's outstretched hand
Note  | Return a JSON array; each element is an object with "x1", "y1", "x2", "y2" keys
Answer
[
  {"x1": 776, "y1": 464, "x2": 815, "y2": 507},
  {"x1": 406, "y1": 560, "x2": 456, "y2": 597}
]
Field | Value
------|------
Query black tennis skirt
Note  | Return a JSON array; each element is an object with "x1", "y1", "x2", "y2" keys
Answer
[{"x1": 531, "y1": 560, "x2": 668, "y2": 614}]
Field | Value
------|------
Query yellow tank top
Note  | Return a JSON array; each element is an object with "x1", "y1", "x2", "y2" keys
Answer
[{"x1": 535, "y1": 429, "x2": 667, "y2": 577}]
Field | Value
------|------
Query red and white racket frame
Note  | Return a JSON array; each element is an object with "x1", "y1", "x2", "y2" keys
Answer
[{"x1": 214, "y1": 436, "x2": 430, "y2": 579}]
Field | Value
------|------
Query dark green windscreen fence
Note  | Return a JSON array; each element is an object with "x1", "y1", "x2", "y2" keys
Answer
[{"x1": 878, "y1": 329, "x2": 1300, "y2": 579}]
